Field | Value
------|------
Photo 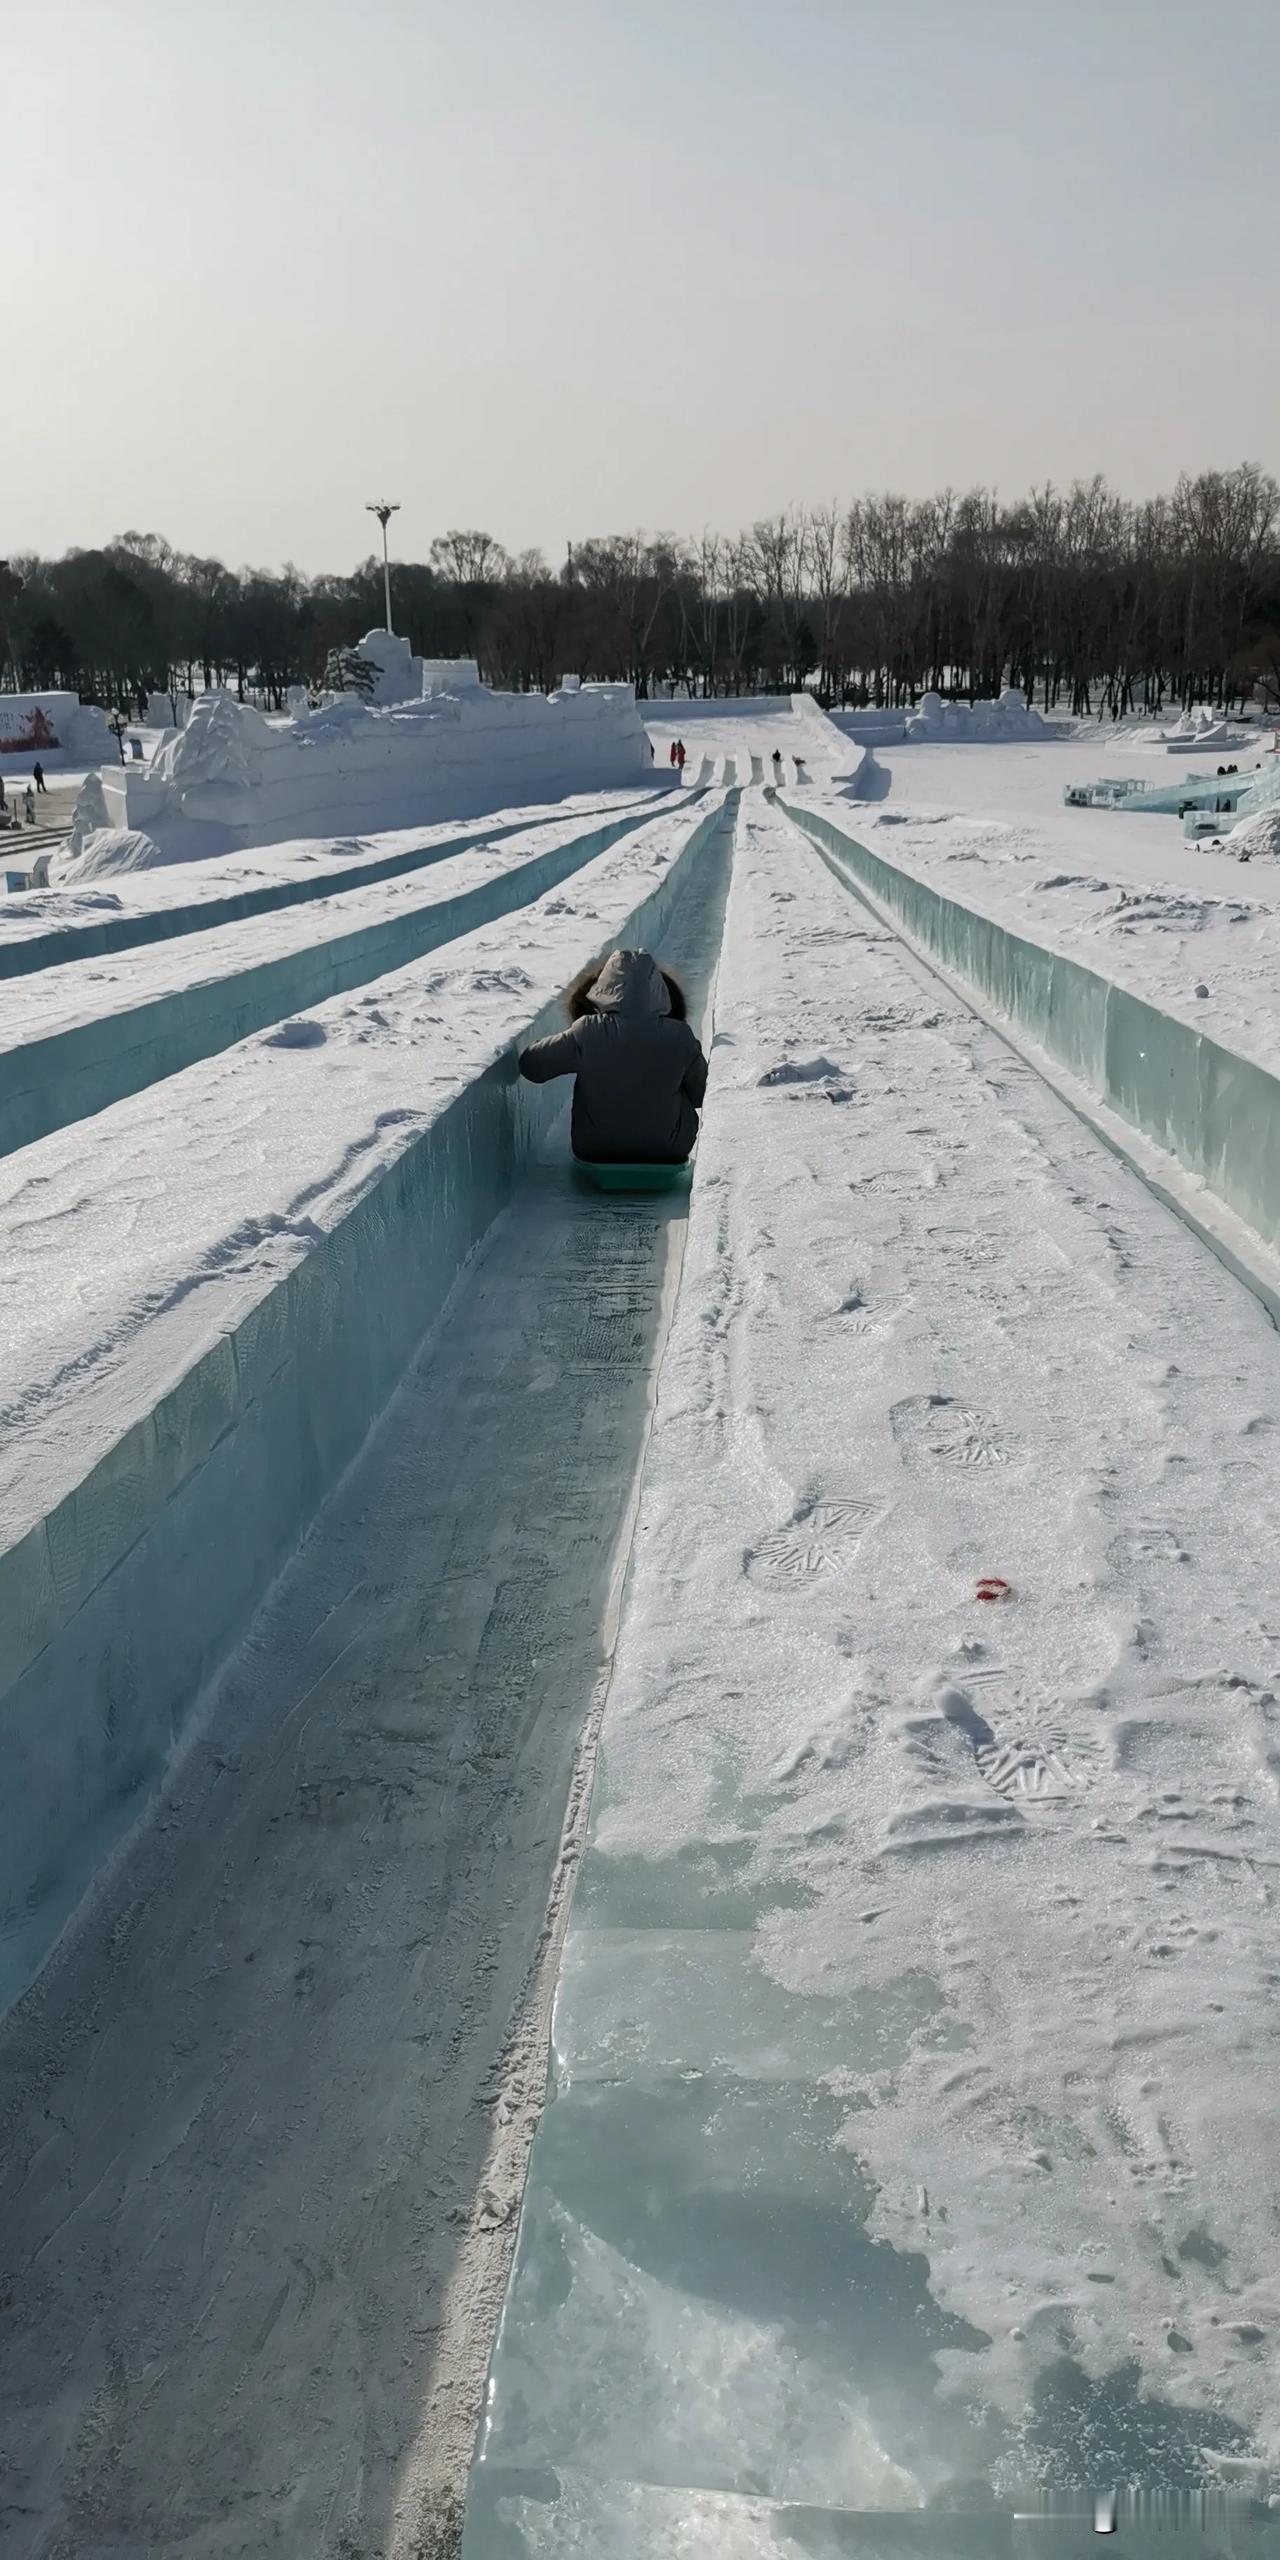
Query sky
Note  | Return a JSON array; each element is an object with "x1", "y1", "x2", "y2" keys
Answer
[{"x1": 8, "y1": 0, "x2": 1278, "y2": 575}]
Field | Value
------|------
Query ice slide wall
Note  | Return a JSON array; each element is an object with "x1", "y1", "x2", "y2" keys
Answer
[
  {"x1": 782, "y1": 800, "x2": 1280, "y2": 1275},
  {"x1": 0, "y1": 804, "x2": 684, "y2": 1158},
  {"x1": 0, "y1": 797, "x2": 734, "y2": 2011},
  {"x1": 0, "y1": 797, "x2": 672, "y2": 983}
]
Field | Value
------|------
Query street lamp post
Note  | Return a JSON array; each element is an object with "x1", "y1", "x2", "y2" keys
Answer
[{"x1": 365, "y1": 501, "x2": 400, "y2": 635}]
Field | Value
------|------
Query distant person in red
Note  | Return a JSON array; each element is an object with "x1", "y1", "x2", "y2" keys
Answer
[
  {"x1": 675, "y1": 738, "x2": 687, "y2": 775},
  {"x1": 33, "y1": 760, "x2": 47, "y2": 794},
  {"x1": 669, "y1": 740, "x2": 679, "y2": 767}
]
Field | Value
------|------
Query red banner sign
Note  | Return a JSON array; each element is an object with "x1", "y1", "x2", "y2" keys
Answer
[{"x1": 0, "y1": 706, "x2": 59, "y2": 754}]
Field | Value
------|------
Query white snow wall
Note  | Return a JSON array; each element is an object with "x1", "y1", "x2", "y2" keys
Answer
[
  {"x1": 96, "y1": 682, "x2": 652, "y2": 859},
  {"x1": 0, "y1": 797, "x2": 736, "y2": 2012},
  {"x1": 782, "y1": 800, "x2": 1280, "y2": 1277}
]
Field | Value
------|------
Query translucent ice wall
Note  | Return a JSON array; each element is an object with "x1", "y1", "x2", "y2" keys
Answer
[
  {"x1": 0, "y1": 804, "x2": 676, "y2": 1156},
  {"x1": 781, "y1": 801, "x2": 1280, "y2": 1266},
  {"x1": 0, "y1": 797, "x2": 736, "y2": 2010}
]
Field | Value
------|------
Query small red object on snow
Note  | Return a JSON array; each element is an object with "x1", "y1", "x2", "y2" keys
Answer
[{"x1": 976, "y1": 1575, "x2": 1011, "y2": 1603}]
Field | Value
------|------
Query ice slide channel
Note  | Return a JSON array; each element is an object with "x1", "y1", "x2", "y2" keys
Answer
[
  {"x1": 0, "y1": 800, "x2": 736, "y2": 2560},
  {"x1": 782, "y1": 798, "x2": 1280, "y2": 1291},
  {"x1": 466, "y1": 797, "x2": 1280, "y2": 2557},
  {"x1": 0, "y1": 800, "x2": 695, "y2": 1159},
  {"x1": 0, "y1": 791, "x2": 736, "y2": 2013},
  {"x1": 0, "y1": 785, "x2": 675, "y2": 980}
]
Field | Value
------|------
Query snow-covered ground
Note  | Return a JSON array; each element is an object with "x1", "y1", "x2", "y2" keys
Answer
[{"x1": 797, "y1": 730, "x2": 1280, "y2": 1075}]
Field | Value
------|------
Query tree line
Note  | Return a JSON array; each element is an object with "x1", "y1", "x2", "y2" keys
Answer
[{"x1": 3, "y1": 466, "x2": 1279, "y2": 720}]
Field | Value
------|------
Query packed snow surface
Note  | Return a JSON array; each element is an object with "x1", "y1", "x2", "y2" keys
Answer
[{"x1": 471, "y1": 790, "x2": 1280, "y2": 2543}]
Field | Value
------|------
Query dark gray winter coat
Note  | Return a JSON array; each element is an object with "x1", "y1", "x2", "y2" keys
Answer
[{"x1": 518, "y1": 949, "x2": 707, "y2": 1163}]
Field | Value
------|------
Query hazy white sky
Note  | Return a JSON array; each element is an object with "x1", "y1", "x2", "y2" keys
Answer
[{"x1": 9, "y1": 0, "x2": 1277, "y2": 572}]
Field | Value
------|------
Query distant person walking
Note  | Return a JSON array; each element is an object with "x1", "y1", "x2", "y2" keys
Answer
[
  {"x1": 23, "y1": 785, "x2": 35, "y2": 825},
  {"x1": 669, "y1": 741, "x2": 679, "y2": 768},
  {"x1": 771, "y1": 748, "x2": 783, "y2": 779},
  {"x1": 33, "y1": 759, "x2": 47, "y2": 794},
  {"x1": 675, "y1": 738, "x2": 687, "y2": 776}
]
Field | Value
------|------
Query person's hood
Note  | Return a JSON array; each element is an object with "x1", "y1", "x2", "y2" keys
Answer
[{"x1": 588, "y1": 950, "x2": 671, "y2": 1017}]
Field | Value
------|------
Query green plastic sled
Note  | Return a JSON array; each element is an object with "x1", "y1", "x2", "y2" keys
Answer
[{"x1": 576, "y1": 1160, "x2": 693, "y2": 1194}]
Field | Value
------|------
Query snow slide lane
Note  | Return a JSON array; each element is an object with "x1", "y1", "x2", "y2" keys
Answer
[
  {"x1": 0, "y1": 783, "x2": 676, "y2": 978},
  {"x1": 0, "y1": 792, "x2": 731, "y2": 2010},
  {"x1": 0, "y1": 797, "x2": 698, "y2": 1157},
  {"x1": 0, "y1": 802, "x2": 735, "y2": 2560},
  {"x1": 466, "y1": 793, "x2": 1280, "y2": 2549},
  {"x1": 781, "y1": 796, "x2": 1280, "y2": 1293}
]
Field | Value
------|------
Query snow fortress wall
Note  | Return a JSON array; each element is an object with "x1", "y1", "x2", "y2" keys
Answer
[
  {"x1": 0, "y1": 795, "x2": 734, "y2": 2011},
  {"x1": 86, "y1": 679, "x2": 652, "y2": 861},
  {"x1": 0, "y1": 803, "x2": 677, "y2": 1157},
  {"x1": 783, "y1": 800, "x2": 1280, "y2": 1262}
]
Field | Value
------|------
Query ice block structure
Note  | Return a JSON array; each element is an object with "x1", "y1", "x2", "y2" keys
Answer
[
  {"x1": 779, "y1": 800, "x2": 1280, "y2": 1281},
  {"x1": 0, "y1": 792, "x2": 736, "y2": 2010},
  {"x1": 0, "y1": 804, "x2": 678, "y2": 1155}
]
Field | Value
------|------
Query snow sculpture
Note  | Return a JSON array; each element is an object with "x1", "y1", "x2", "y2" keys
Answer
[{"x1": 67, "y1": 767, "x2": 111, "y2": 854}]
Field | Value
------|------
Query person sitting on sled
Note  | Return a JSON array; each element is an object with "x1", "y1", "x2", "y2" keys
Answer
[{"x1": 518, "y1": 948, "x2": 707, "y2": 1165}]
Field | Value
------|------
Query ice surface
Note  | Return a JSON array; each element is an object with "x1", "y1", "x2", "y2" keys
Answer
[
  {"x1": 0, "y1": 793, "x2": 733, "y2": 2006},
  {"x1": 0, "y1": 816, "x2": 738, "y2": 2551},
  {"x1": 468, "y1": 792, "x2": 1280, "y2": 2549}
]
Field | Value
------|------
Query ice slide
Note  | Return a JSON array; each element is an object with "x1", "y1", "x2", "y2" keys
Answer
[
  {"x1": 0, "y1": 794, "x2": 738, "y2": 2557},
  {"x1": 0, "y1": 798, "x2": 698, "y2": 1157},
  {"x1": 466, "y1": 793, "x2": 1280, "y2": 2552},
  {"x1": 9, "y1": 763, "x2": 1280, "y2": 2552},
  {"x1": 0, "y1": 788, "x2": 732, "y2": 2010},
  {"x1": 0, "y1": 783, "x2": 670, "y2": 978},
  {"x1": 777, "y1": 798, "x2": 1280, "y2": 1284}
]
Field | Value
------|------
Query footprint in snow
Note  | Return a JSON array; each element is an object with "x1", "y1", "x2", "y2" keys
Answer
[
  {"x1": 891, "y1": 1393, "x2": 1008, "y2": 1470},
  {"x1": 745, "y1": 1498, "x2": 877, "y2": 1586}
]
